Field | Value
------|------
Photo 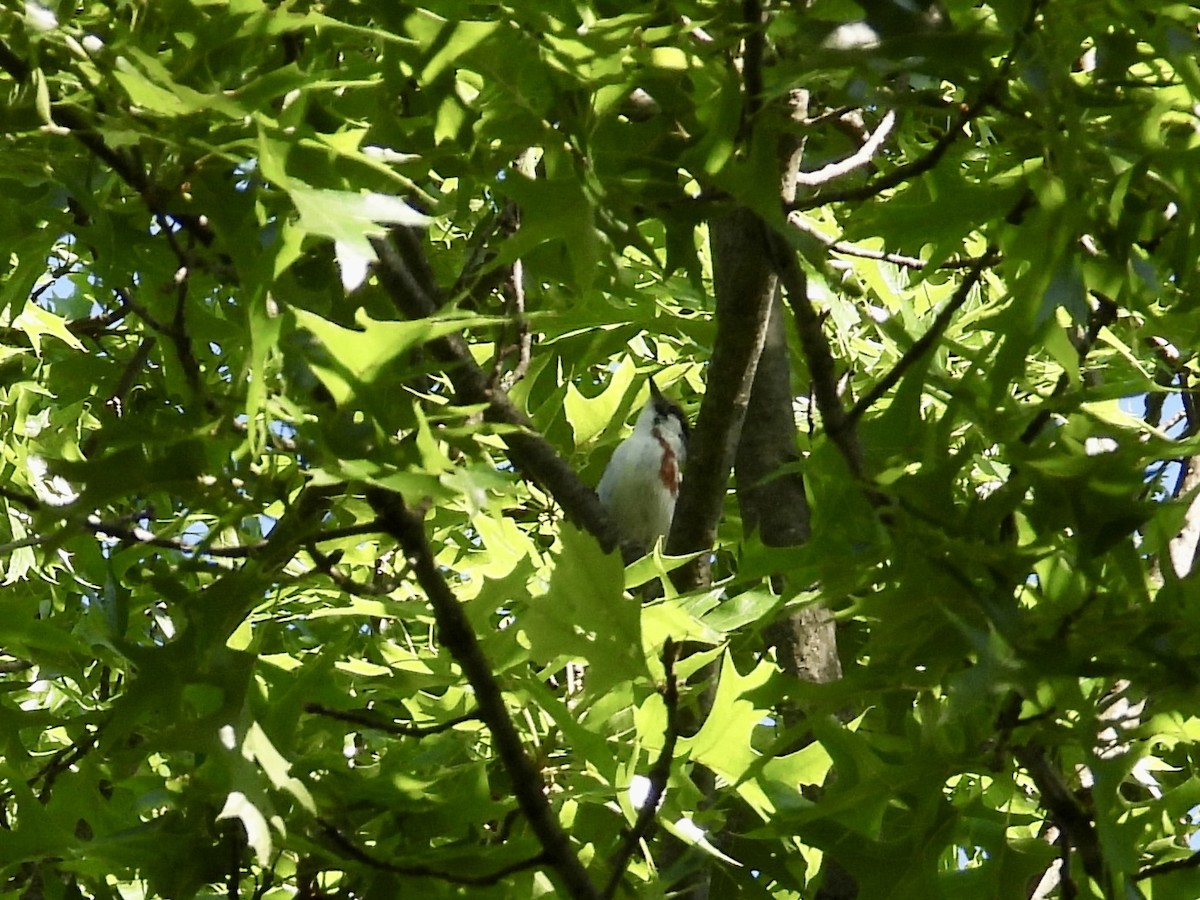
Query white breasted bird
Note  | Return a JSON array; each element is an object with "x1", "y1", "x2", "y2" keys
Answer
[{"x1": 597, "y1": 378, "x2": 689, "y2": 555}]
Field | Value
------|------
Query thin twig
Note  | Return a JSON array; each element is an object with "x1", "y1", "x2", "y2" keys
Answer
[
  {"x1": 58, "y1": 100, "x2": 216, "y2": 247},
  {"x1": 33, "y1": 728, "x2": 101, "y2": 803},
  {"x1": 1017, "y1": 292, "x2": 1119, "y2": 445},
  {"x1": 82, "y1": 516, "x2": 383, "y2": 559},
  {"x1": 167, "y1": 269, "x2": 213, "y2": 409},
  {"x1": 794, "y1": 110, "x2": 897, "y2": 187},
  {"x1": 318, "y1": 818, "x2": 548, "y2": 885},
  {"x1": 788, "y1": 107, "x2": 970, "y2": 212},
  {"x1": 305, "y1": 703, "x2": 479, "y2": 737},
  {"x1": 788, "y1": 0, "x2": 1046, "y2": 212},
  {"x1": 85, "y1": 518, "x2": 262, "y2": 557},
  {"x1": 789, "y1": 213, "x2": 1002, "y2": 271},
  {"x1": 303, "y1": 545, "x2": 391, "y2": 596},
  {"x1": 772, "y1": 236, "x2": 869, "y2": 484},
  {"x1": 603, "y1": 640, "x2": 681, "y2": 899},
  {"x1": 81, "y1": 335, "x2": 158, "y2": 458},
  {"x1": 113, "y1": 286, "x2": 168, "y2": 333},
  {"x1": 1135, "y1": 850, "x2": 1200, "y2": 882},
  {"x1": 0, "y1": 533, "x2": 54, "y2": 555},
  {"x1": 317, "y1": 519, "x2": 388, "y2": 543},
  {"x1": 846, "y1": 246, "x2": 995, "y2": 426},
  {"x1": 29, "y1": 258, "x2": 80, "y2": 303}
]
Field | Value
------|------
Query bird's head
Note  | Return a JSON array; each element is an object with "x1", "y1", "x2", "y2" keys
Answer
[{"x1": 637, "y1": 377, "x2": 688, "y2": 453}]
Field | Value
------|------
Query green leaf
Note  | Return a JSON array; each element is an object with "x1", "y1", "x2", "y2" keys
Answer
[
  {"x1": 291, "y1": 306, "x2": 494, "y2": 407},
  {"x1": 679, "y1": 652, "x2": 777, "y2": 783},
  {"x1": 14, "y1": 301, "x2": 84, "y2": 353},
  {"x1": 405, "y1": 12, "x2": 500, "y2": 82},
  {"x1": 564, "y1": 356, "x2": 637, "y2": 445},
  {"x1": 240, "y1": 722, "x2": 316, "y2": 813},
  {"x1": 520, "y1": 524, "x2": 647, "y2": 696},
  {"x1": 289, "y1": 186, "x2": 430, "y2": 260}
]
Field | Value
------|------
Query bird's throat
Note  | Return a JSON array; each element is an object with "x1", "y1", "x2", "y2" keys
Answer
[{"x1": 653, "y1": 429, "x2": 679, "y2": 495}]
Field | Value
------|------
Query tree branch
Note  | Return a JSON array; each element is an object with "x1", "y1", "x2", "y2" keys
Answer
[
  {"x1": 366, "y1": 488, "x2": 601, "y2": 900},
  {"x1": 305, "y1": 703, "x2": 479, "y2": 737},
  {"x1": 667, "y1": 208, "x2": 776, "y2": 588},
  {"x1": 370, "y1": 232, "x2": 621, "y2": 554},
  {"x1": 773, "y1": 238, "x2": 870, "y2": 486},
  {"x1": 787, "y1": 0, "x2": 1046, "y2": 212},
  {"x1": 788, "y1": 106, "x2": 973, "y2": 212},
  {"x1": 789, "y1": 212, "x2": 1002, "y2": 271},
  {"x1": 603, "y1": 640, "x2": 680, "y2": 899},
  {"x1": 795, "y1": 110, "x2": 897, "y2": 187},
  {"x1": 1135, "y1": 850, "x2": 1200, "y2": 882},
  {"x1": 83, "y1": 516, "x2": 371, "y2": 559},
  {"x1": 846, "y1": 246, "x2": 995, "y2": 426},
  {"x1": 318, "y1": 819, "x2": 549, "y2": 886},
  {"x1": 184, "y1": 483, "x2": 344, "y2": 643},
  {"x1": 0, "y1": 486, "x2": 40, "y2": 513},
  {"x1": 303, "y1": 544, "x2": 393, "y2": 596},
  {"x1": 1013, "y1": 742, "x2": 1108, "y2": 891},
  {"x1": 739, "y1": 0, "x2": 766, "y2": 125},
  {"x1": 19, "y1": 727, "x2": 102, "y2": 804},
  {"x1": 53, "y1": 102, "x2": 217, "y2": 247},
  {"x1": 1018, "y1": 291, "x2": 1119, "y2": 446}
]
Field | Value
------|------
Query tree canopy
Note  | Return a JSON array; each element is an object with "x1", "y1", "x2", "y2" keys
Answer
[{"x1": 2, "y1": 0, "x2": 1200, "y2": 898}]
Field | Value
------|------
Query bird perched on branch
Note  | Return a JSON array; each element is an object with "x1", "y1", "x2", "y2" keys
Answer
[{"x1": 597, "y1": 378, "x2": 689, "y2": 557}]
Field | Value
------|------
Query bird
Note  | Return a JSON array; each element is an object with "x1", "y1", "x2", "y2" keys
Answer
[{"x1": 597, "y1": 378, "x2": 689, "y2": 556}]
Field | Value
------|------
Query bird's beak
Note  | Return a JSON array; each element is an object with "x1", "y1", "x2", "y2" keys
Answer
[{"x1": 648, "y1": 377, "x2": 662, "y2": 401}]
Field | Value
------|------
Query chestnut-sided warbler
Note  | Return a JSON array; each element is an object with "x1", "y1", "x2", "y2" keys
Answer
[{"x1": 597, "y1": 379, "x2": 689, "y2": 555}]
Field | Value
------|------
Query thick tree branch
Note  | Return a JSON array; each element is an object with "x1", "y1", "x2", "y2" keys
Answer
[
  {"x1": 0, "y1": 486, "x2": 40, "y2": 513},
  {"x1": 736, "y1": 94, "x2": 813, "y2": 557},
  {"x1": 667, "y1": 208, "x2": 775, "y2": 588},
  {"x1": 738, "y1": 92, "x2": 846, "y2": 702},
  {"x1": 736, "y1": 297, "x2": 811, "y2": 548},
  {"x1": 1013, "y1": 743, "x2": 1108, "y2": 891},
  {"x1": 366, "y1": 488, "x2": 601, "y2": 900},
  {"x1": 740, "y1": 0, "x2": 766, "y2": 125},
  {"x1": 665, "y1": 0, "x2": 779, "y2": 587},
  {"x1": 370, "y1": 233, "x2": 621, "y2": 554}
]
